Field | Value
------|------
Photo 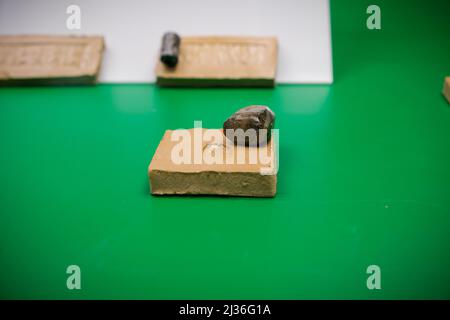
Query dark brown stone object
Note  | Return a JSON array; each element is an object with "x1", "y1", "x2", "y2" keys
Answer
[
  {"x1": 160, "y1": 32, "x2": 181, "y2": 68},
  {"x1": 223, "y1": 105, "x2": 275, "y2": 146}
]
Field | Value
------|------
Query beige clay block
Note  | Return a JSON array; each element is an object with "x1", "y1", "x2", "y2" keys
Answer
[
  {"x1": 156, "y1": 36, "x2": 278, "y2": 87},
  {"x1": 443, "y1": 77, "x2": 450, "y2": 103},
  {"x1": 148, "y1": 129, "x2": 277, "y2": 197},
  {"x1": 0, "y1": 35, "x2": 104, "y2": 85}
]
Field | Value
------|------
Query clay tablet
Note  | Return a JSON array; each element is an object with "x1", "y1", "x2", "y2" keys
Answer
[
  {"x1": 443, "y1": 77, "x2": 450, "y2": 103},
  {"x1": 148, "y1": 129, "x2": 278, "y2": 197},
  {"x1": 0, "y1": 35, "x2": 104, "y2": 85},
  {"x1": 155, "y1": 36, "x2": 278, "y2": 87}
]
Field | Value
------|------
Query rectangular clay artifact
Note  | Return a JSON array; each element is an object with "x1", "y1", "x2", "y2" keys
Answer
[
  {"x1": 155, "y1": 36, "x2": 278, "y2": 87},
  {"x1": 148, "y1": 129, "x2": 277, "y2": 197},
  {"x1": 0, "y1": 35, "x2": 104, "y2": 85},
  {"x1": 443, "y1": 77, "x2": 450, "y2": 103}
]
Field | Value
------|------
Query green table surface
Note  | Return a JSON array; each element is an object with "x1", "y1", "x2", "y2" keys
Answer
[{"x1": 1, "y1": 0, "x2": 450, "y2": 299}]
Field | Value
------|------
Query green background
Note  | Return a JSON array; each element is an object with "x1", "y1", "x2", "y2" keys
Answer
[{"x1": 1, "y1": 0, "x2": 449, "y2": 299}]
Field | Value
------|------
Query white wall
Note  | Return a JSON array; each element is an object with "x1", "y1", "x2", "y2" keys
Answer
[{"x1": 0, "y1": 0, "x2": 333, "y2": 84}]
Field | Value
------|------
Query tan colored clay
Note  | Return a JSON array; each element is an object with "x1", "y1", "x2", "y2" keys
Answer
[
  {"x1": 155, "y1": 36, "x2": 278, "y2": 87},
  {"x1": 443, "y1": 77, "x2": 450, "y2": 103},
  {"x1": 148, "y1": 129, "x2": 277, "y2": 197},
  {"x1": 0, "y1": 35, "x2": 104, "y2": 85}
]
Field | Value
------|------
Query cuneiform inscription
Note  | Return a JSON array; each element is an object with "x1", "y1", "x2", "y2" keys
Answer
[
  {"x1": 0, "y1": 43, "x2": 87, "y2": 69},
  {"x1": 181, "y1": 43, "x2": 269, "y2": 67}
]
